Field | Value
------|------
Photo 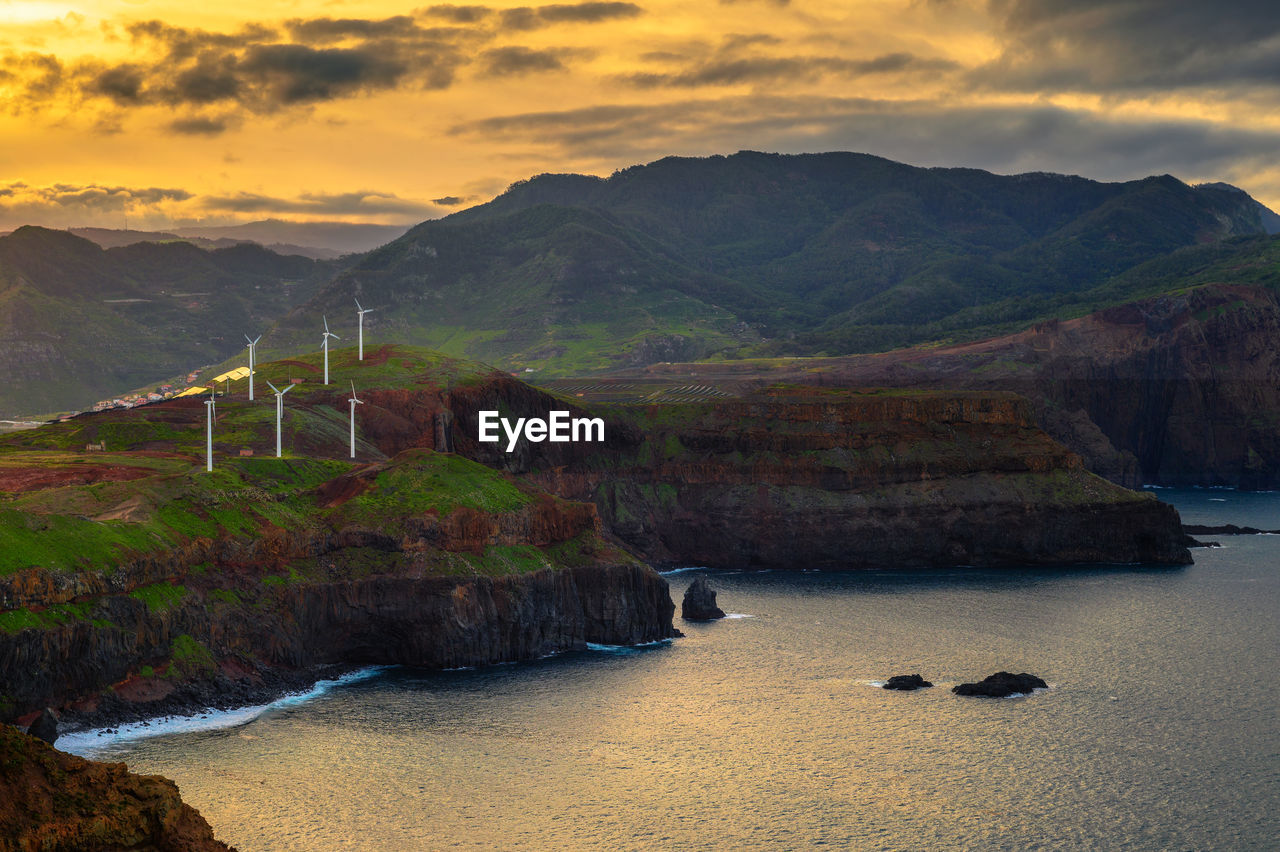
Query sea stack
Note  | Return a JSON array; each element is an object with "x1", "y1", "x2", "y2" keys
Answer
[
  {"x1": 682, "y1": 578, "x2": 726, "y2": 620},
  {"x1": 883, "y1": 674, "x2": 933, "y2": 691}
]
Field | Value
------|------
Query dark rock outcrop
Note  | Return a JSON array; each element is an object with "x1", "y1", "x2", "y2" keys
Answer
[
  {"x1": 1183, "y1": 524, "x2": 1280, "y2": 535},
  {"x1": 0, "y1": 725, "x2": 234, "y2": 851},
  {"x1": 681, "y1": 578, "x2": 726, "y2": 620},
  {"x1": 0, "y1": 562, "x2": 677, "y2": 726},
  {"x1": 952, "y1": 671, "x2": 1048, "y2": 697},
  {"x1": 25, "y1": 708, "x2": 57, "y2": 745},
  {"x1": 883, "y1": 674, "x2": 932, "y2": 690}
]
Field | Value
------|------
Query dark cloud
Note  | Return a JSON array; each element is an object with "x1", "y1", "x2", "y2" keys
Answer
[
  {"x1": 479, "y1": 46, "x2": 571, "y2": 77},
  {"x1": 432, "y1": 195, "x2": 472, "y2": 205},
  {"x1": 976, "y1": 0, "x2": 1280, "y2": 92},
  {"x1": 448, "y1": 96, "x2": 1280, "y2": 193},
  {"x1": 500, "y1": 2, "x2": 643, "y2": 31},
  {"x1": 168, "y1": 115, "x2": 233, "y2": 135},
  {"x1": 625, "y1": 53, "x2": 958, "y2": 88},
  {"x1": 285, "y1": 16, "x2": 419, "y2": 43},
  {"x1": 421, "y1": 5, "x2": 494, "y2": 24},
  {"x1": 88, "y1": 64, "x2": 146, "y2": 103},
  {"x1": 237, "y1": 44, "x2": 410, "y2": 104},
  {"x1": 2, "y1": 16, "x2": 475, "y2": 121}
]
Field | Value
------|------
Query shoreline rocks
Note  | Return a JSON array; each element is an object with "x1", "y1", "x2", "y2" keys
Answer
[
  {"x1": 952, "y1": 671, "x2": 1048, "y2": 698},
  {"x1": 883, "y1": 674, "x2": 932, "y2": 691},
  {"x1": 681, "y1": 578, "x2": 726, "y2": 620}
]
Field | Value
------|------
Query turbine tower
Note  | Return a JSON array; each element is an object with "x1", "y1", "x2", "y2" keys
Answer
[
  {"x1": 348, "y1": 380, "x2": 364, "y2": 459},
  {"x1": 245, "y1": 334, "x2": 261, "y2": 400},
  {"x1": 321, "y1": 316, "x2": 340, "y2": 384},
  {"x1": 267, "y1": 380, "x2": 295, "y2": 458},
  {"x1": 204, "y1": 386, "x2": 216, "y2": 472},
  {"x1": 355, "y1": 299, "x2": 374, "y2": 360}
]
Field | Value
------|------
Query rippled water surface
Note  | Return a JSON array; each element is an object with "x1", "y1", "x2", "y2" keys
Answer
[{"x1": 77, "y1": 490, "x2": 1279, "y2": 850}]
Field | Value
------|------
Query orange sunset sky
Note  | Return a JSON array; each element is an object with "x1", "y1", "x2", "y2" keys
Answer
[{"x1": 2, "y1": 0, "x2": 1278, "y2": 230}]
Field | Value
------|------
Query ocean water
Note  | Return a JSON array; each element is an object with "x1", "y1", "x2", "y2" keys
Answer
[{"x1": 68, "y1": 490, "x2": 1279, "y2": 850}]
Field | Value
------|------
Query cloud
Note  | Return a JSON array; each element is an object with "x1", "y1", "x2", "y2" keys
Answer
[
  {"x1": 479, "y1": 46, "x2": 579, "y2": 77},
  {"x1": 624, "y1": 52, "x2": 958, "y2": 88},
  {"x1": 975, "y1": 0, "x2": 1280, "y2": 92},
  {"x1": 448, "y1": 96, "x2": 1280, "y2": 196},
  {"x1": 0, "y1": 14, "x2": 477, "y2": 125},
  {"x1": 168, "y1": 115, "x2": 235, "y2": 135},
  {"x1": 0, "y1": 182, "x2": 440, "y2": 229},
  {"x1": 431, "y1": 195, "x2": 471, "y2": 206},
  {"x1": 499, "y1": 2, "x2": 643, "y2": 31},
  {"x1": 200, "y1": 190, "x2": 441, "y2": 217},
  {"x1": 420, "y1": 5, "x2": 494, "y2": 24}
]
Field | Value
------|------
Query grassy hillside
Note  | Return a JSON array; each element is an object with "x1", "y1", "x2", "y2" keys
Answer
[
  {"x1": 0, "y1": 227, "x2": 338, "y2": 418},
  {"x1": 277, "y1": 152, "x2": 1270, "y2": 373}
]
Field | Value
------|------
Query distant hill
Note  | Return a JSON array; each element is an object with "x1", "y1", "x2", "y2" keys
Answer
[
  {"x1": 0, "y1": 227, "x2": 338, "y2": 417},
  {"x1": 275, "y1": 151, "x2": 1274, "y2": 373},
  {"x1": 69, "y1": 220, "x2": 412, "y2": 261},
  {"x1": 171, "y1": 220, "x2": 411, "y2": 255}
]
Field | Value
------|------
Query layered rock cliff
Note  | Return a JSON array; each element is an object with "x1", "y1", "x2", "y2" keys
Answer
[
  {"x1": 0, "y1": 724, "x2": 232, "y2": 851},
  {"x1": 356, "y1": 378, "x2": 1191, "y2": 570},
  {"x1": 0, "y1": 448, "x2": 676, "y2": 724},
  {"x1": 609, "y1": 283, "x2": 1280, "y2": 489}
]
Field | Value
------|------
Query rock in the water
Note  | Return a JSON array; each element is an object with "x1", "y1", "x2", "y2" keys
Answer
[
  {"x1": 27, "y1": 708, "x2": 58, "y2": 745},
  {"x1": 883, "y1": 674, "x2": 933, "y2": 690},
  {"x1": 952, "y1": 671, "x2": 1047, "y2": 697},
  {"x1": 682, "y1": 578, "x2": 726, "y2": 620}
]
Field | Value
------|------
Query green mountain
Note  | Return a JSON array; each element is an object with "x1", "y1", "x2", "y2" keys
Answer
[
  {"x1": 278, "y1": 151, "x2": 1271, "y2": 371},
  {"x1": 0, "y1": 227, "x2": 337, "y2": 417}
]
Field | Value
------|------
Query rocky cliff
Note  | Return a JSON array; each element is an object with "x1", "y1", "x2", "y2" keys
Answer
[
  {"x1": 600, "y1": 283, "x2": 1280, "y2": 489},
  {"x1": 0, "y1": 447, "x2": 676, "y2": 725},
  {"x1": 354, "y1": 377, "x2": 1191, "y2": 570},
  {"x1": 0, "y1": 724, "x2": 232, "y2": 851}
]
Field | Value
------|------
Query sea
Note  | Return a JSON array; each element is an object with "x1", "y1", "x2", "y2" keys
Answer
[{"x1": 61, "y1": 489, "x2": 1279, "y2": 851}]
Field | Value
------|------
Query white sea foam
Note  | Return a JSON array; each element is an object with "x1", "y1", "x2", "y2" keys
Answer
[
  {"x1": 658, "y1": 566, "x2": 706, "y2": 575},
  {"x1": 585, "y1": 639, "x2": 674, "y2": 654},
  {"x1": 57, "y1": 667, "x2": 390, "y2": 757},
  {"x1": 722, "y1": 613, "x2": 754, "y2": 619}
]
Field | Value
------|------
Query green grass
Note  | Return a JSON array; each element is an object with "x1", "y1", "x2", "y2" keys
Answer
[
  {"x1": 128, "y1": 582, "x2": 186, "y2": 613},
  {"x1": 169, "y1": 633, "x2": 215, "y2": 675},
  {"x1": 341, "y1": 451, "x2": 532, "y2": 522}
]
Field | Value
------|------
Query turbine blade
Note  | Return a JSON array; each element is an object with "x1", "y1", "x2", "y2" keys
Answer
[
  {"x1": 253, "y1": 335, "x2": 262, "y2": 345},
  {"x1": 267, "y1": 381, "x2": 280, "y2": 394},
  {"x1": 323, "y1": 316, "x2": 329, "y2": 332},
  {"x1": 331, "y1": 333, "x2": 340, "y2": 340},
  {"x1": 281, "y1": 383, "x2": 295, "y2": 395},
  {"x1": 245, "y1": 334, "x2": 253, "y2": 344},
  {"x1": 355, "y1": 298, "x2": 363, "y2": 311},
  {"x1": 350, "y1": 380, "x2": 356, "y2": 395}
]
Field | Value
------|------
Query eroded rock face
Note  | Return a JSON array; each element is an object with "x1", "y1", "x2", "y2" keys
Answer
[
  {"x1": 952, "y1": 672, "x2": 1048, "y2": 697},
  {"x1": 0, "y1": 725, "x2": 233, "y2": 852},
  {"x1": 681, "y1": 578, "x2": 726, "y2": 620},
  {"x1": 883, "y1": 674, "x2": 932, "y2": 690},
  {"x1": 25, "y1": 708, "x2": 57, "y2": 745}
]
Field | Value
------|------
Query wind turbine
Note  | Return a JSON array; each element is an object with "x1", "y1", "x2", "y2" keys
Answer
[
  {"x1": 267, "y1": 380, "x2": 294, "y2": 458},
  {"x1": 348, "y1": 381, "x2": 363, "y2": 459},
  {"x1": 204, "y1": 386, "x2": 216, "y2": 472},
  {"x1": 355, "y1": 299, "x2": 374, "y2": 360},
  {"x1": 321, "y1": 316, "x2": 340, "y2": 384},
  {"x1": 244, "y1": 334, "x2": 261, "y2": 400}
]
